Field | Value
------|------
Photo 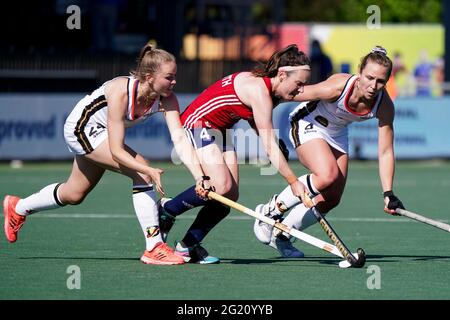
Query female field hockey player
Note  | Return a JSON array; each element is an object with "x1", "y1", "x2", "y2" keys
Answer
[
  {"x1": 253, "y1": 46, "x2": 405, "y2": 257},
  {"x1": 158, "y1": 44, "x2": 311, "y2": 264},
  {"x1": 3, "y1": 44, "x2": 212, "y2": 265}
]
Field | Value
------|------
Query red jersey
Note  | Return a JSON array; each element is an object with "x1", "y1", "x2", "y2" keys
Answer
[{"x1": 181, "y1": 72, "x2": 272, "y2": 130}]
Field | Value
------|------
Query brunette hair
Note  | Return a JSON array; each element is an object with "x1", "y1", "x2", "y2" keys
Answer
[
  {"x1": 252, "y1": 44, "x2": 310, "y2": 77},
  {"x1": 359, "y1": 46, "x2": 393, "y2": 78}
]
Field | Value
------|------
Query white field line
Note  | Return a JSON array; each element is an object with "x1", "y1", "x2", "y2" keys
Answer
[
  {"x1": 4, "y1": 178, "x2": 450, "y2": 187},
  {"x1": 31, "y1": 213, "x2": 449, "y2": 223}
]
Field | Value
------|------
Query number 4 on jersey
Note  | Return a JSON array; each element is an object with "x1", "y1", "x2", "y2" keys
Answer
[{"x1": 200, "y1": 128, "x2": 212, "y2": 141}]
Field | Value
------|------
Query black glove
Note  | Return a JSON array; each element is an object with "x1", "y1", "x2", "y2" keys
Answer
[
  {"x1": 383, "y1": 191, "x2": 405, "y2": 215},
  {"x1": 199, "y1": 176, "x2": 214, "y2": 191},
  {"x1": 278, "y1": 138, "x2": 289, "y2": 162},
  {"x1": 195, "y1": 176, "x2": 215, "y2": 200}
]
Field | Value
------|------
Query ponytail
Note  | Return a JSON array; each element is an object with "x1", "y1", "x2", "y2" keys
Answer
[{"x1": 131, "y1": 43, "x2": 176, "y2": 81}]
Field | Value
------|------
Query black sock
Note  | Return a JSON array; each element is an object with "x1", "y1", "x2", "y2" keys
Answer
[{"x1": 182, "y1": 201, "x2": 230, "y2": 247}]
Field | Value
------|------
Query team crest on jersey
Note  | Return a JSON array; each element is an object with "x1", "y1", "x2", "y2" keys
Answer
[{"x1": 146, "y1": 226, "x2": 160, "y2": 238}]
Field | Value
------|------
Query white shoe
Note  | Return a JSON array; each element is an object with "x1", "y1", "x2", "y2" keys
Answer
[
  {"x1": 269, "y1": 234, "x2": 304, "y2": 258},
  {"x1": 174, "y1": 241, "x2": 220, "y2": 264},
  {"x1": 253, "y1": 194, "x2": 279, "y2": 244}
]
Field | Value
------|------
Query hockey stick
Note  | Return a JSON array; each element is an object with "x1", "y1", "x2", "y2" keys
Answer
[
  {"x1": 304, "y1": 194, "x2": 366, "y2": 268},
  {"x1": 309, "y1": 206, "x2": 366, "y2": 268},
  {"x1": 396, "y1": 208, "x2": 450, "y2": 233},
  {"x1": 207, "y1": 191, "x2": 360, "y2": 268}
]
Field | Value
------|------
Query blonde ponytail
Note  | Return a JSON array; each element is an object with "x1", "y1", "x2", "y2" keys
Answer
[{"x1": 131, "y1": 44, "x2": 176, "y2": 81}]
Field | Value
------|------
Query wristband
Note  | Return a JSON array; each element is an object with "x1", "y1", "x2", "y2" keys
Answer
[
  {"x1": 286, "y1": 175, "x2": 298, "y2": 185},
  {"x1": 196, "y1": 175, "x2": 210, "y2": 182}
]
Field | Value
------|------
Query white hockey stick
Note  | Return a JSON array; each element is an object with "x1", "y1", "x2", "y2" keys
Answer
[
  {"x1": 208, "y1": 191, "x2": 361, "y2": 268},
  {"x1": 396, "y1": 208, "x2": 450, "y2": 233}
]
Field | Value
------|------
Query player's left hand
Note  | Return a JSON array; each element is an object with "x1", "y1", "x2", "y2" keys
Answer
[
  {"x1": 383, "y1": 191, "x2": 405, "y2": 215},
  {"x1": 195, "y1": 176, "x2": 214, "y2": 200}
]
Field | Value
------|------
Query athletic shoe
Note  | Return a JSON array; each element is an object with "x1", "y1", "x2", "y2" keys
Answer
[
  {"x1": 269, "y1": 234, "x2": 304, "y2": 258},
  {"x1": 3, "y1": 195, "x2": 26, "y2": 243},
  {"x1": 140, "y1": 242, "x2": 185, "y2": 265},
  {"x1": 157, "y1": 197, "x2": 175, "y2": 242},
  {"x1": 253, "y1": 194, "x2": 280, "y2": 244},
  {"x1": 175, "y1": 241, "x2": 220, "y2": 264}
]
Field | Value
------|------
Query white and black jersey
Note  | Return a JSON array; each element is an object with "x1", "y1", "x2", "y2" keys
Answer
[
  {"x1": 64, "y1": 76, "x2": 161, "y2": 155},
  {"x1": 289, "y1": 75, "x2": 384, "y2": 153}
]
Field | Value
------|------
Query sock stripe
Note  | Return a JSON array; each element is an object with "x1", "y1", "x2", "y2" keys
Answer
[
  {"x1": 306, "y1": 175, "x2": 320, "y2": 197},
  {"x1": 53, "y1": 183, "x2": 66, "y2": 207},
  {"x1": 133, "y1": 186, "x2": 154, "y2": 194}
]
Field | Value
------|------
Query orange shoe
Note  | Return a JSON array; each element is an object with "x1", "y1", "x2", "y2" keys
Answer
[
  {"x1": 140, "y1": 242, "x2": 185, "y2": 265},
  {"x1": 3, "y1": 195, "x2": 26, "y2": 243}
]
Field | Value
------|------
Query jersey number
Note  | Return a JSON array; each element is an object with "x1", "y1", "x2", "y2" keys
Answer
[{"x1": 200, "y1": 128, "x2": 211, "y2": 141}]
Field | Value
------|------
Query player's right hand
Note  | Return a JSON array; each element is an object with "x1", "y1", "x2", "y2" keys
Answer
[
  {"x1": 147, "y1": 167, "x2": 165, "y2": 196},
  {"x1": 195, "y1": 176, "x2": 214, "y2": 200}
]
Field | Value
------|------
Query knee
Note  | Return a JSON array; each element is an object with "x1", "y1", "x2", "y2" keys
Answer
[
  {"x1": 212, "y1": 179, "x2": 233, "y2": 196},
  {"x1": 227, "y1": 188, "x2": 239, "y2": 202},
  {"x1": 316, "y1": 166, "x2": 340, "y2": 189},
  {"x1": 134, "y1": 173, "x2": 152, "y2": 185},
  {"x1": 213, "y1": 181, "x2": 238, "y2": 201},
  {"x1": 63, "y1": 192, "x2": 86, "y2": 205},
  {"x1": 317, "y1": 196, "x2": 341, "y2": 213}
]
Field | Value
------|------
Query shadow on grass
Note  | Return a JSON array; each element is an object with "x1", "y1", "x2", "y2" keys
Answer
[
  {"x1": 16, "y1": 254, "x2": 450, "y2": 266},
  {"x1": 220, "y1": 253, "x2": 450, "y2": 267},
  {"x1": 221, "y1": 257, "x2": 344, "y2": 267},
  {"x1": 365, "y1": 254, "x2": 450, "y2": 262}
]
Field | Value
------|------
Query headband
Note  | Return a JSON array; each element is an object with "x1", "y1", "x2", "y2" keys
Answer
[{"x1": 279, "y1": 65, "x2": 311, "y2": 72}]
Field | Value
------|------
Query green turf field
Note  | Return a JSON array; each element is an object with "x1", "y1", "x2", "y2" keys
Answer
[{"x1": 1, "y1": 161, "x2": 450, "y2": 300}]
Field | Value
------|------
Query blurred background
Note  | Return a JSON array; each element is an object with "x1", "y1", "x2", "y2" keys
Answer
[{"x1": 1, "y1": 0, "x2": 449, "y2": 162}]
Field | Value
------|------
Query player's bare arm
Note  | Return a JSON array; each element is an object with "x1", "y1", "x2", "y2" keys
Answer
[
  {"x1": 161, "y1": 94, "x2": 212, "y2": 197},
  {"x1": 293, "y1": 73, "x2": 351, "y2": 102},
  {"x1": 105, "y1": 78, "x2": 165, "y2": 194},
  {"x1": 245, "y1": 79, "x2": 306, "y2": 201},
  {"x1": 376, "y1": 91, "x2": 398, "y2": 213}
]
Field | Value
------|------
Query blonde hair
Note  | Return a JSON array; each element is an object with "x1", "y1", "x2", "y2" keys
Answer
[{"x1": 130, "y1": 44, "x2": 176, "y2": 82}]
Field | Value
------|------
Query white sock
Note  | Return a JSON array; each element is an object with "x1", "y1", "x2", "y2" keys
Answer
[
  {"x1": 15, "y1": 183, "x2": 65, "y2": 216},
  {"x1": 273, "y1": 174, "x2": 321, "y2": 215},
  {"x1": 132, "y1": 184, "x2": 162, "y2": 251},
  {"x1": 281, "y1": 203, "x2": 318, "y2": 237}
]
